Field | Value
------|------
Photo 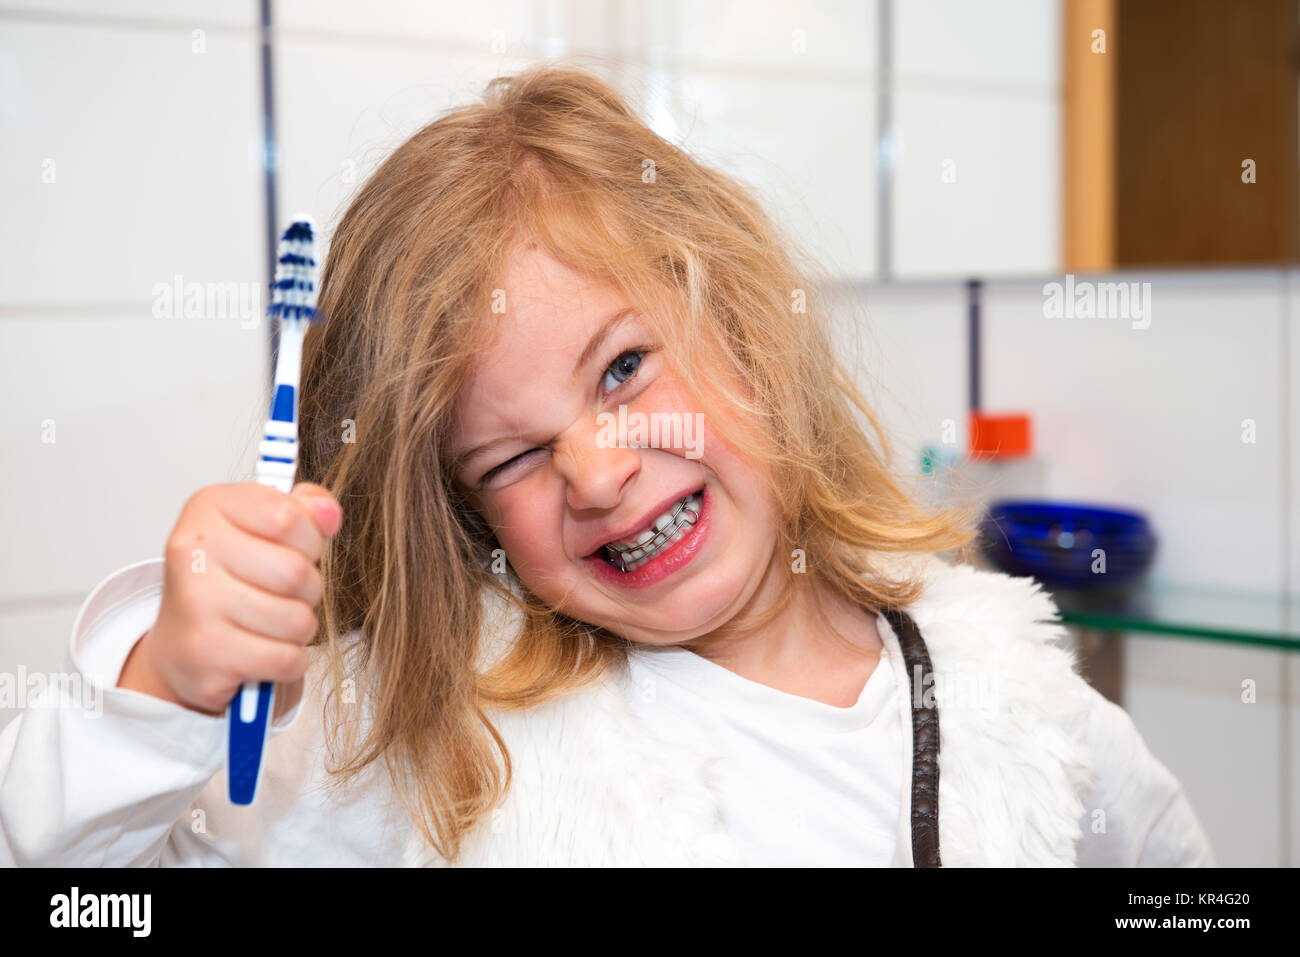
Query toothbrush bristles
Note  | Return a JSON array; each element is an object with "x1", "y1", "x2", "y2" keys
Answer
[{"x1": 268, "y1": 217, "x2": 319, "y2": 325}]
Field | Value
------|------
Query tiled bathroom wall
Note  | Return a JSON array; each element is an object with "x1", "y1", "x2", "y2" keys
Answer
[
  {"x1": 0, "y1": 1, "x2": 269, "y2": 706},
  {"x1": 1, "y1": 0, "x2": 1293, "y2": 866}
]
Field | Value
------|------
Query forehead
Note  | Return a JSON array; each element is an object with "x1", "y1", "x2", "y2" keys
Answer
[{"x1": 452, "y1": 244, "x2": 629, "y2": 451}]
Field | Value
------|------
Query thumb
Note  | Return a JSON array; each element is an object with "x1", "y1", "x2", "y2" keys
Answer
[{"x1": 291, "y1": 482, "x2": 343, "y2": 538}]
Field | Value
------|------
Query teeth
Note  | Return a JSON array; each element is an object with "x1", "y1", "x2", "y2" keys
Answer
[
  {"x1": 601, "y1": 491, "x2": 702, "y2": 571},
  {"x1": 615, "y1": 505, "x2": 680, "y2": 549},
  {"x1": 607, "y1": 493, "x2": 693, "y2": 550}
]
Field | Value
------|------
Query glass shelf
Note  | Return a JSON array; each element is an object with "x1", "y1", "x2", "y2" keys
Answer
[{"x1": 1044, "y1": 580, "x2": 1300, "y2": 651}]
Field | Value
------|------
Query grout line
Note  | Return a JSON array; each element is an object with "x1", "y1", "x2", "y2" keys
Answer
[
  {"x1": 261, "y1": 0, "x2": 279, "y2": 390},
  {"x1": 966, "y1": 278, "x2": 981, "y2": 413},
  {"x1": 826, "y1": 264, "x2": 1300, "y2": 292},
  {"x1": 876, "y1": 0, "x2": 892, "y2": 281},
  {"x1": 0, "y1": 6, "x2": 254, "y2": 35},
  {"x1": 890, "y1": 71, "x2": 1060, "y2": 99}
]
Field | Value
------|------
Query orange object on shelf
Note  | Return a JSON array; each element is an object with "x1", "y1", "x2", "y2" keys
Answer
[{"x1": 969, "y1": 412, "x2": 1032, "y2": 459}]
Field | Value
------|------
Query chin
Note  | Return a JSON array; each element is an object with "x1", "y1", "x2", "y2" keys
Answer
[{"x1": 595, "y1": 574, "x2": 749, "y2": 643}]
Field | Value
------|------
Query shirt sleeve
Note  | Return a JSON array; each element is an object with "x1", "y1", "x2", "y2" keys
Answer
[
  {"x1": 1073, "y1": 683, "x2": 1216, "y2": 867},
  {"x1": 0, "y1": 558, "x2": 303, "y2": 867}
]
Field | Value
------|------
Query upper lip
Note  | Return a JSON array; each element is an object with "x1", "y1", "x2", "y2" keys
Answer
[{"x1": 581, "y1": 485, "x2": 704, "y2": 558}]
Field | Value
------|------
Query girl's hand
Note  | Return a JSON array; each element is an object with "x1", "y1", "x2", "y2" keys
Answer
[{"x1": 117, "y1": 481, "x2": 343, "y2": 718}]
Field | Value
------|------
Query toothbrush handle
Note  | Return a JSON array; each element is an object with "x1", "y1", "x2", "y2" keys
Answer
[
  {"x1": 227, "y1": 680, "x2": 275, "y2": 805},
  {"x1": 226, "y1": 385, "x2": 299, "y2": 805}
]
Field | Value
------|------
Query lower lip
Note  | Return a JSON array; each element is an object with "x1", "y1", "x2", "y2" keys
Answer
[{"x1": 583, "y1": 484, "x2": 712, "y2": 589}]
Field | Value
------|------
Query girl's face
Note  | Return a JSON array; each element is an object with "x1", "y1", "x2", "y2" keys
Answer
[{"x1": 451, "y1": 243, "x2": 781, "y2": 646}]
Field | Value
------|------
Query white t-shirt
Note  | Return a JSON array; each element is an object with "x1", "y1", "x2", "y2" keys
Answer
[{"x1": 624, "y1": 611, "x2": 903, "y2": 867}]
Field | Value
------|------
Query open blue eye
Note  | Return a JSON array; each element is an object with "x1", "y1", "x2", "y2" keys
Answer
[{"x1": 602, "y1": 349, "x2": 645, "y2": 394}]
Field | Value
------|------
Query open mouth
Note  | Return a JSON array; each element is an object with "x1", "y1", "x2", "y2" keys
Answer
[{"x1": 588, "y1": 486, "x2": 705, "y2": 574}]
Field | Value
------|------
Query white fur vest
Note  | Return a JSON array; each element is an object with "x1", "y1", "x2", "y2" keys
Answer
[{"x1": 403, "y1": 552, "x2": 1096, "y2": 867}]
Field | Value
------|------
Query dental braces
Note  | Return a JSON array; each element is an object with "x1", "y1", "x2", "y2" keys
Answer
[{"x1": 608, "y1": 496, "x2": 701, "y2": 572}]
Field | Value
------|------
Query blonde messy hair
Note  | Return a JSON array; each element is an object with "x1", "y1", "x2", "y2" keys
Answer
[{"x1": 298, "y1": 60, "x2": 979, "y2": 863}]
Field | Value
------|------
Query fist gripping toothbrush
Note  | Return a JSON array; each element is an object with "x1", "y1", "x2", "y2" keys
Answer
[{"x1": 227, "y1": 215, "x2": 320, "y2": 805}]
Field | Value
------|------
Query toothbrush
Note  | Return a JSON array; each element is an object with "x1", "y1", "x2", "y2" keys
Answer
[{"x1": 227, "y1": 214, "x2": 320, "y2": 806}]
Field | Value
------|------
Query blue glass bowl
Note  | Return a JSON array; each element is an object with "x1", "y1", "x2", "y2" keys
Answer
[{"x1": 978, "y1": 500, "x2": 1157, "y2": 588}]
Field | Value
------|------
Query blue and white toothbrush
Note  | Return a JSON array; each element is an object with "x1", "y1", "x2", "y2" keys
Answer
[{"x1": 227, "y1": 214, "x2": 320, "y2": 806}]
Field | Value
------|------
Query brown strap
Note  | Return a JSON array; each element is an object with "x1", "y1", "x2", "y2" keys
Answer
[{"x1": 881, "y1": 607, "x2": 942, "y2": 867}]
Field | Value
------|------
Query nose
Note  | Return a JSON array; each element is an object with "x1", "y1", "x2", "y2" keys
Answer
[{"x1": 554, "y1": 423, "x2": 642, "y2": 512}]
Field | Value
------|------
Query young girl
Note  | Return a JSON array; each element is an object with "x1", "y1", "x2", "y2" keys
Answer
[{"x1": 0, "y1": 64, "x2": 1213, "y2": 867}]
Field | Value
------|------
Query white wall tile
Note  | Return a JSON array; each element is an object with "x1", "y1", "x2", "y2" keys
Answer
[
  {"x1": 273, "y1": 8, "x2": 881, "y2": 283},
  {"x1": 273, "y1": 39, "x2": 515, "y2": 240},
  {"x1": 980, "y1": 272, "x2": 1287, "y2": 592},
  {"x1": 892, "y1": 89, "x2": 1059, "y2": 279},
  {"x1": 1126, "y1": 633, "x2": 1286, "y2": 702},
  {"x1": 1125, "y1": 665, "x2": 1283, "y2": 867},
  {"x1": 841, "y1": 280, "x2": 967, "y2": 481},
  {"x1": 1122, "y1": 628, "x2": 1292, "y2": 867},
  {"x1": 668, "y1": 0, "x2": 876, "y2": 73},
  {"x1": 677, "y1": 70, "x2": 877, "y2": 282},
  {"x1": 276, "y1": 0, "x2": 540, "y2": 53},
  {"x1": 0, "y1": 19, "x2": 264, "y2": 307},
  {"x1": 887, "y1": 0, "x2": 1062, "y2": 282},
  {"x1": 0, "y1": 313, "x2": 267, "y2": 603},
  {"x1": 894, "y1": 0, "x2": 1059, "y2": 89}
]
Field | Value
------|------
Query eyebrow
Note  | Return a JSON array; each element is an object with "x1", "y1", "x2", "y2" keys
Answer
[
  {"x1": 571, "y1": 306, "x2": 635, "y2": 384},
  {"x1": 451, "y1": 306, "x2": 636, "y2": 477}
]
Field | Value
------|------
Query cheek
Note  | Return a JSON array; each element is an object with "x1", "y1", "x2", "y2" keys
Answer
[
  {"x1": 489, "y1": 487, "x2": 567, "y2": 567},
  {"x1": 636, "y1": 375, "x2": 717, "y2": 452},
  {"x1": 650, "y1": 373, "x2": 768, "y2": 475}
]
